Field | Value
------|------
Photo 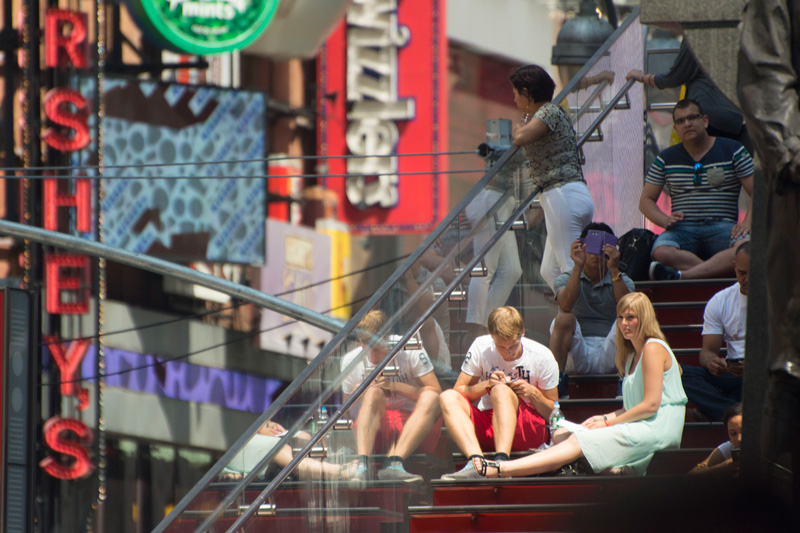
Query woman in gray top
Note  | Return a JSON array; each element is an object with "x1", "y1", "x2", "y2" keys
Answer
[{"x1": 509, "y1": 64, "x2": 595, "y2": 291}]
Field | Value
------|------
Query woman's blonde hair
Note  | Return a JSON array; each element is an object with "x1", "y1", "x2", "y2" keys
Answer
[{"x1": 614, "y1": 292, "x2": 666, "y2": 376}]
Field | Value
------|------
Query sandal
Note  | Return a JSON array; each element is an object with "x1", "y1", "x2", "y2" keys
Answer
[{"x1": 471, "y1": 455, "x2": 502, "y2": 478}]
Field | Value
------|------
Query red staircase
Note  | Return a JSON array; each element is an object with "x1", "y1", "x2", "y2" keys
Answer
[
  {"x1": 404, "y1": 278, "x2": 733, "y2": 532},
  {"x1": 177, "y1": 279, "x2": 733, "y2": 532}
]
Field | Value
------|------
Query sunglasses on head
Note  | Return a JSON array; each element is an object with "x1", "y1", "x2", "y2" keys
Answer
[{"x1": 693, "y1": 163, "x2": 704, "y2": 186}]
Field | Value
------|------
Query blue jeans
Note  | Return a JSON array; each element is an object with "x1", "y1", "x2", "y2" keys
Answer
[
  {"x1": 681, "y1": 365, "x2": 742, "y2": 421},
  {"x1": 652, "y1": 219, "x2": 735, "y2": 260}
]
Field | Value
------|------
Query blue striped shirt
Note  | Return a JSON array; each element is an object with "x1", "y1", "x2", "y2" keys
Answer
[{"x1": 646, "y1": 138, "x2": 754, "y2": 222}]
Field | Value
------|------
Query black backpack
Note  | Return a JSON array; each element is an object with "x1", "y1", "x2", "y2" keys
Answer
[{"x1": 617, "y1": 228, "x2": 657, "y2": 281}]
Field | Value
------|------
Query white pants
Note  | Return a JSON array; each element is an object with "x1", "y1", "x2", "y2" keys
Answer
[
  {"x1": 465, "y1": 189, "x2": 523, "y2": 326},
  {"x1": 539, "y1": 182, "x2": 595, "y2": 291},
  {"x1": 550, "y1": 318, "x2": 618, "y2": 375}
]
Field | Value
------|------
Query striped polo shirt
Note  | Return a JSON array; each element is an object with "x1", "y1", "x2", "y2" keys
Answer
[{"x1": 646, "y1": 138, "x2": 754, "y2": 222}]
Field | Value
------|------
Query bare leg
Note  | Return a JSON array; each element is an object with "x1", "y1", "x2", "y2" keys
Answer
[
  {"x1": 354, "y1": 386, "x2": 386, "y2": 456},
  {"x1": 440, "y1": 389, "x2": 483, "y2": 457},
  {"x1": 679, "y1": 243, "x2": 744, "y2": 279},
  {"x1": 652, "y1": 245, "x2": 703, "y2": 271},
  {"x1": 550, "y1": 313, "x2": 576, "y2": 372},
  {"x1": 386, "y1": 388, "x2": 441, "y2": 459},
  {"x1": 490, "y1": 384, "x2": 520, "y2": 455},
  {"x1": 552, "y1": 427, "x2": 571, "y2": 445},
  {"x1": 484, "y1": 433, "x2": 584, "y2": 478}
]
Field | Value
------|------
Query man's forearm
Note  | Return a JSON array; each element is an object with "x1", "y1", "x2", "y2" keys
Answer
[
  {"x1": 698, "y1": 349, "x2": 721, "y2": 369},
  {"x1": 639, "y1": 197, "x2": 669, "y2": 228},
  {"x1": 454, "y1": 382, "x2": 488, "y2": 403},
  {"x1": 557, "y1": 270, "x2": 582, "y2": 311}
]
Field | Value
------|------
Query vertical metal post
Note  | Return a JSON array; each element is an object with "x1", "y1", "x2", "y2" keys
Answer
[
  {"x1": 93, "y1": 1, "x2": 108, "y2": 531},
  {"x1": 1, "y1": 0, "x2": 17, "y2": 172},
  {"x1": 21, "y1": 0, "x2": 42, "y2": 287}
]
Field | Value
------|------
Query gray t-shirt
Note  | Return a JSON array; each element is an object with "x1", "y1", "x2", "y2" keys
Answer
[{"x1": 553, "y1": 268, "x2": 635, "y2": 337}]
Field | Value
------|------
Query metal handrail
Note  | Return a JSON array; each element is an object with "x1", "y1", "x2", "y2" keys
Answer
[
  {"x1": 577, "y1": 79, "x2": 637, "y2": 148},
  {"x1": 162, "y1": 7, "x2": 644, "y2": 531},
  {"x1": 572, "y1": 80, "x2": 610, "y2": 124},
  {"x1": 153, "y1": 145, "x2": 522, "y2": 533},
  {"x1": 0, "y1": 220, "x2": 344, "y2": 334},
  {"x1": 207, "y1": 184, "x2": 516, "y2": 532},
  {"x1": 228, "y1": 187, "x2": 545, "y2": 533}
]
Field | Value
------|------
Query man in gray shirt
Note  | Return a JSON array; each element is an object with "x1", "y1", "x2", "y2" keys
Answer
[{"x1": 550, "y1": 223, "x2": 634, "y2": 397}]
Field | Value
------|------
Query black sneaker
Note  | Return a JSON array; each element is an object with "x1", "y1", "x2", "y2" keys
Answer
[
  {"x1": 557, "y1": 371, "x2": 570, "y2": 399},
  {"x1": 649, "y1": 261, "x2": 681, "y2": 281}
]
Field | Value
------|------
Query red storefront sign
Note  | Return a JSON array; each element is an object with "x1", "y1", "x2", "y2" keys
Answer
[
  {"x1": 37, "y1": 8, "x2": 96, "y2": 482},
  {"x1": 317, "y1": 0, "x2": 448, "y2": 234},
  {"x1": 42, "y1": 8, "x2": 93, "y2": 315}
]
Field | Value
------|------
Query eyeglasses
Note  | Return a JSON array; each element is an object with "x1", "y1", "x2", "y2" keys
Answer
[
  {"x1": 693, "y1": 163, "x2": 704, "y2": 186},
  {"x1": 674, "y1": 113, "x2": 703, "y2": 126}
]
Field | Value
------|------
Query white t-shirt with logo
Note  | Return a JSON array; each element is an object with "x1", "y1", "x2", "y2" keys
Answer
[
  {"x1": 341, "y1": 346, "x2": 435, "y2": 413},
  {"x1": 461, "y1": 335, "x2": 559, "y2": 411},
  {"x1": 702, "y1": 282, "x2": 747, "y2": 361}
]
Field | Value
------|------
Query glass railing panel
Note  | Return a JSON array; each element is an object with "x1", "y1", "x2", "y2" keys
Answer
[
  {"x1": 158, "y1": 11, "x2": 648, "y2": 532},
  {"x1": 156, "y1": 146, "x2": 528, "y2": 532},
  {"x1": 560, "y1": 10, "x2": 646, "y2": 237}
]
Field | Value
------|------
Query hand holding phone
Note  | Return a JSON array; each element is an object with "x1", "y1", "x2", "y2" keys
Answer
[{"x1": 583, "y1": 230, "x2": 618, "y2": 256}]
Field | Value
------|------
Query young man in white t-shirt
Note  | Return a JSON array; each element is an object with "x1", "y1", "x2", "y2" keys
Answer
[
  {"x1": 682, "y1": 242, "x2": 749, "y2": 421},
  {"x1": 439, "y1": 306, "x2": 559, "y2": 480},
  {"x1": 341, "y1": 310, "x2": 442, "y2": 483}
]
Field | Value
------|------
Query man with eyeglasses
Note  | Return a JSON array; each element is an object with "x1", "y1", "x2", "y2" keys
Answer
[
  {"x1": 639, "y1": 98, "x2": 754, "y2": 280},
  {"x1": 438, "y1": 306, "x2": 559, "y2": 480}
]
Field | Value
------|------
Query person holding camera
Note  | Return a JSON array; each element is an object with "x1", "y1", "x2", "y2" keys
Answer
[{"x1": 550, "y1": 222, "x2": 635, "y2": 398}]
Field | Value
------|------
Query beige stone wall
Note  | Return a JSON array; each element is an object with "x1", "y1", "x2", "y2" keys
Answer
[{"x1": 640, "y1": 0, "x2": 747, "y2": 104}]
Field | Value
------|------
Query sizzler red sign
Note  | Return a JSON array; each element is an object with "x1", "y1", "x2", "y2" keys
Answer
[{"x1": 318, "y1": 0, "x2": 448, "y2": 235}]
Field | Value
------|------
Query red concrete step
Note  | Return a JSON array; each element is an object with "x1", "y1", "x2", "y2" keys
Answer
[
  {"x1": 430, "y1": 477, "x2": 622, "y2": 507},
  {"x1": 636, "y1": 279, "x2": 734, "y2": 304},
  {"x1": 188, "y1": 480, "x2": 427, "y2": 524},
  {"x1": 254, "y1": 482, "x2": 427, "y2": 512},
  {"x1": 654, "y1": 302, "x2": 705, "y2": 326},
  {"x1": 408, "y1": 503, "x2": 586, "y2": 533},
  {"x1": 673, "y1": 347, "x2": 726, "y2": 367},
  {"x1": 662, "y1": 324, "x2": 703, "y2": 349},
  {"x1": 559, "y1": 398, "x2": 622, "y2": 421},
  {"x1": 680, "y1": 422, "x2": 727, "y2": 448},
  {"x1": 173, "y1": 507, "x2": 399, "y2": 533},
  {"x1": 647, "y1": 448, "x2": 712, "y2": 475},
  {"x1": 568, "y1": 374, "x2": 619, "y2": 399}
]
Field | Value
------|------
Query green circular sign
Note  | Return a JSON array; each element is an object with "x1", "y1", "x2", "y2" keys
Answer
[{"x1": 129, "y1": 0, "x2": 280, "y2": 55}]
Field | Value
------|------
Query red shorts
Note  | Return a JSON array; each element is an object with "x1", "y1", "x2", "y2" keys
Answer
[
  {"x1": 369, "y1": 409, "x2": 443, "y2": 455},
  {"x1": 468, "y1": 398, "x2": 548, "y2": 451}
]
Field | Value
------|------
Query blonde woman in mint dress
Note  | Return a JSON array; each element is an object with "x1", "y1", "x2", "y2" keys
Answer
[{"x1": 457, "y1": 292, "x2": 687, "y2": 478}]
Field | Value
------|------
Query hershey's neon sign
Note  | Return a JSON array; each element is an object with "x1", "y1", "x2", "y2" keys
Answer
[{"x1": 344, "y1": 0, "x2": 415, "y2": 209}]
